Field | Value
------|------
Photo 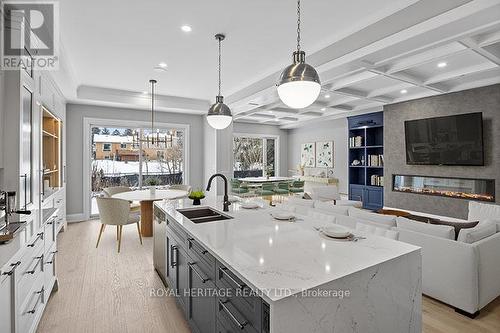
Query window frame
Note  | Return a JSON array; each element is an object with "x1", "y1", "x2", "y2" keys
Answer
[{"x1": 233, "y1": 133, "x2": 280, "y2": 177}]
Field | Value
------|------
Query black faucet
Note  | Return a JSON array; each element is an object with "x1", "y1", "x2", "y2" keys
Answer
[{"x1": 206, "y1": 173, "x2": 231, "y2": 212}]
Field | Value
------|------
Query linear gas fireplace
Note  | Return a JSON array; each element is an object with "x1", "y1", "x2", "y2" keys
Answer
[{"x1": 393, "y1": 174, "x2": 495, "y2": 202}]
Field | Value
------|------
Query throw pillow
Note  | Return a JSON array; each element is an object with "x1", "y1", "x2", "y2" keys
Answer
[{"x1": 457, "y1": 223, "x2": 497, "y2": 243}]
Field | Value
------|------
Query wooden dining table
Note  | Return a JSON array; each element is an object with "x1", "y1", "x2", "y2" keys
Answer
[{"x1": 112, "y1": 189, "x2": 188, "y2": 237}]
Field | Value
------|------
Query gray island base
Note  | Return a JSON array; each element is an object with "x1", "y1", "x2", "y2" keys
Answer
[{"x1": 154, "y1": 196, "x2": 421, "y2": 333}]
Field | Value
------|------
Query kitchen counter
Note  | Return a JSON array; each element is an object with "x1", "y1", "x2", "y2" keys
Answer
[{"x1": 155, "y1": 195, "x2": 422, "y2": 332}]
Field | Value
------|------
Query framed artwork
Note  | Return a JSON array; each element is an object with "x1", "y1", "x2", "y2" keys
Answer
[
  {"x1": 316, "y1": 141, "x2": 333, "y2": 167},
  {"x1": 301, "y1": 143, "x2": 316, "y2": 167}
]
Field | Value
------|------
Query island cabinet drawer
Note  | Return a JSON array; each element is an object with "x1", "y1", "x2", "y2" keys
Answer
[
  {"x1": 216, "y1": 263, "x2": 262, "y2": 331},
  {"x1": 216, "y1": 297, "x2": 260, "y2": 333},
  {"x1": 18, "y1": 276, "x2": 45, "y2": 333},
  {"x1": 187, "y1": 238, "x2": 215, "y2": 276},
  {"x1": 166, "y1": 218, "x2": 188, "y2": 250},
  {"x1": 44, "y1": 244, "x2": 57, "y2": 289}
]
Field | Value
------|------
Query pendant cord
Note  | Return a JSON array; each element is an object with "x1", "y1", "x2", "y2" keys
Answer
[
  {"x1": 296, "y1": 0, "x2": 301, "y2": 52},
  {"x1": 151, "y1": 81, "x2": 154, "y2": 140},
  {"x1": 218, "y1": 37, "x2": 222, "y2": 96}
]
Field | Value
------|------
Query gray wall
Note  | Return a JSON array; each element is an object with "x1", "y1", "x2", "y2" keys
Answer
[
  {"x1": 287, "y1": 118, "x2": 348, "y2": 193},
  {"x1": 384, "y1": 84, "x2": 500, "y2": 219},
  {"x1": 66, "y1": 103, "x2": 205, "y2": 216},
  {"x1": 233, "y1": 122, "x2": 289, "y2": 177}
]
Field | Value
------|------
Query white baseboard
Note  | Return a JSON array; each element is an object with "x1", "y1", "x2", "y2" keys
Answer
[{"x1": 66, "y1": 213, "x2": 86, "y2": 223}]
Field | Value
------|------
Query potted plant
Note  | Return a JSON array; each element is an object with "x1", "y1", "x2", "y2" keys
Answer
[
  {"x1": 144, "y1": 177, "x2": 161, "y2": 195},
  {"x1": 188, "y1": 189, "x2": 205, "y2": 205}
]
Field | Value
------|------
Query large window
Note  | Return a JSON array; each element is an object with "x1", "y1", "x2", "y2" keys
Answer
[
  {"x1": 233, "y1": 135, "x2": 277, "y2": 178},
  {"x1": 90, "y1": 126, "x2": 185, "y2": 215}
]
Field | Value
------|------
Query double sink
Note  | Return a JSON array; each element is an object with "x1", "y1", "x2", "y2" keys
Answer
[{"x1": 177, "y1": 207, "x2": 233, "y2": 224}]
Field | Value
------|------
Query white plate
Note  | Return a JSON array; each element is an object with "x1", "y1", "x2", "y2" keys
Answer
[
  {"x1": 241, "y1": 202, "x2": 260, "y2": 209},
  {"x1": 271, "y1": 212, "x2": 296, "y2": 220},
  {"x1": 321, "y1": 225, "x2": 351, "y2": 238}
]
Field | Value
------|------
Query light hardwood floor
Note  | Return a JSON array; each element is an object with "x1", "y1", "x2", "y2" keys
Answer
[{"x1": 38, "y1": 220, "x2": 500, "y2": 333}]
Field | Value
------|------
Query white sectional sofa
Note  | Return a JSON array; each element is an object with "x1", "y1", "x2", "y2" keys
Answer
[{"x1": 276, "y1": 198, "x2": 500, "y2": 317}]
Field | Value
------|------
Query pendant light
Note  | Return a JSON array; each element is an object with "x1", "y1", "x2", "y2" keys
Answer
[
  {"x1": 133, "y1": 79, "x2": 168, "y2": 147},
  {"x1": 277, "y1": 0, "x2": 321, "y2": 109},
  {"x1": 207, "y1": 33, "x2": 233, "y2": 130}
]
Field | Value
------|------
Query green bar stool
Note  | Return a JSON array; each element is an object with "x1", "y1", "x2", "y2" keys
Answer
[
  {"x1": 256, "y1": 183, "x2": 275, "y2": 197},
  {"x1": 289, "y1": 180, "x2": 305, "y2": 194},
  {"x1": 230, "y1": 179, "x2": 250, "y2": 195},
  {"x1": 273, "y1": 182, "x2": 290, "y2": 203}
]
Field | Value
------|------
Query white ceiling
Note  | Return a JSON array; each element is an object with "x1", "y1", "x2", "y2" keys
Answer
[{"x1": 55, "y1": 0, "x2": 500, "y2": 127}]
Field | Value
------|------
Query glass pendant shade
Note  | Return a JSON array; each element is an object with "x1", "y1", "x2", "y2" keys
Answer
[
  {"x1": 207, "y1": 95, "x2": 232, "y2": 130},
  {"x1": 277, "y1": 51, "x2": 321, "y2": 109}
]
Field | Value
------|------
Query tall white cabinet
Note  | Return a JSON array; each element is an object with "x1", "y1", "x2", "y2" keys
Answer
[{"x1": 1, "y1": 63, "x2": 66, "y2": 333}]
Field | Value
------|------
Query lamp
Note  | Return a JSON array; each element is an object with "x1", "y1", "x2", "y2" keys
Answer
[
  {"x1": 277, "y1": 0, "x2": 320, "y2": 109},
  {"x1": 207, "y1": 34, "x2": 233, "y2": 130}
]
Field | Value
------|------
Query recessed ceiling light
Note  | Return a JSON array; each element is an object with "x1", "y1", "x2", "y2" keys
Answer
[
  {"x1": 320, "y1": 107, "x2": 326, "y2": 111},
  {"x1": 437, "y1": 62, "x2": 447, "y2": 68},
  {"x1": 158, "y1": 62, "x2": 167, "y2": 68},
  {"x1": 400, "y1": 89, "x2": 408, "y2": 94},
  {"x1": 142, "y1": 91, "x2": 148, "y2": 94},
  {"x1": 181, "y1": 25, "x2": 192, "y2": 32},
  {"x1": 324, "y1": 94, "x2": 330, "y2": 98}
]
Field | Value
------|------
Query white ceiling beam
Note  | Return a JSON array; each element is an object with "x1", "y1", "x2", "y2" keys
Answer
[
  {"x1": 460, "y1": 38, "x2": 500, "y2": 66},
  {"x1": 334, "y1": 87, "x2": 393, "y2": 104},
  {"x1": 77, "y1": 85, "x2": 210, "y2": 113},
  {"x1": 476, "y1": 30, "x2": 500, "y2": 47},
  {"x1": 327, "y1": 71, "x2": 378, "y2": 90}
]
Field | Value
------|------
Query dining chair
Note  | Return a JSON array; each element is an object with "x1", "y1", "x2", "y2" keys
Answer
[
  {"x1": 96, "y1": 197, "x2": 142, "y2": 253},
  {"x1": 102, "y1": 186, "x2": 141, "y2": 212}
]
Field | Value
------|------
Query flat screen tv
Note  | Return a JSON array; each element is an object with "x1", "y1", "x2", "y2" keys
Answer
[{"x1": 405, "y1": 112, "x2": 484, "y2": 166}]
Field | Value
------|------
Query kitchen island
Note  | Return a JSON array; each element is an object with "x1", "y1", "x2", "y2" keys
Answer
[{"x1": 154, "y1": 196, "x2": 421, "y2": 333}]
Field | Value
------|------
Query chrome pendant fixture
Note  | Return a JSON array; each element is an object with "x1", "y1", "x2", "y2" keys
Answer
[
  {"x1": 133, "y1": 79, "x2": 168, "y2": 147},
  {"x1": 277, "y1": 0, "x2": 321, "y2": 109},
  {"x1": 207, "y1": 33, "x2": 233, "y2": 130}
]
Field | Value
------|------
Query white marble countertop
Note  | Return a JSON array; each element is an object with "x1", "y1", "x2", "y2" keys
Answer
[{"x1": 155, "y1": 195, "x2": 420, "y2": 302}]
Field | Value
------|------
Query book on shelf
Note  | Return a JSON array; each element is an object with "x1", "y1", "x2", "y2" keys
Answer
[
  {"x1": 370, "y1": 175, "x2": 384, "y2": 186},
  {"x1": 367, "y1": 154, "x2": 384, "y2": 167},
  {"x1": 349, "y1": 136, "x2": 363, "y2": 147}
]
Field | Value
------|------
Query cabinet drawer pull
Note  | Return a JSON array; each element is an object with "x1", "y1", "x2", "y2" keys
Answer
[
  {"x1": 47, "y1": 217, "x2": 56, "y2": 225},
  {"x1": 188, "y1": 237, "x2": 209, "y2": 255},
  {"x1": 28, "y1": 232, "x2": 44, "y2": 247},
  {"x1": 219, "y1": 299, "x2": 248, "y2": 329},
  {"x1": 27, "y1": 287, "x2": 44, "y2": 314},
  {"x1": 2, "y1": 261, "x2": 21, "y2": 276},
  {"x1": 170, "y1": 245, "x2": 178, "y2": 267},
  {"x1": 219, "y1": 267, "x2": 246, "y2": 290},
  {"x1": 26, "y1": 255, "x2": 43, "y2": 274},
  {"x1": 46, "y1": 251, "x2": 58, "y2": 264},
  {"x1": 188, "y1": 262, "x2": 210, "y2": 283}
]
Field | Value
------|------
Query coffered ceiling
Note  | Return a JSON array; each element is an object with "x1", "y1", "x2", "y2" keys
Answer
[{"x1": 54, "y1": 0, "x2": 500, "y2": 128}]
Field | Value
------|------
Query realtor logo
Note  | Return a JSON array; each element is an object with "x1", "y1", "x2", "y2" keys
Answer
[{"x1": 1, "y1": 1, "x2": 59, "y2": 70}]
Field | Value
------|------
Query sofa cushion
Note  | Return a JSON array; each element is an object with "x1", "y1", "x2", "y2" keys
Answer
[
  {"x1": 335, "y1": 200, "x2": 362, "y2": 208},
  {"x1": 430, "y1": 220, "x2": 479, "y2": 240},
  {"x1": 349, "y1": 207, "x2": 397, "y2": 227},
  {"x1": 356, "y1": 223, "x2": 399, "y2": 240},
  {"x1": 478, "y1": 218, "x2": 500, "y2": 231},
  {"x1": 396, "y1": 217, "x2": 455, "y2": 240},
  {"x1": 457, "y1": 223, "x2": 497, "y2": 243},
  {"x1": 313, "y1": 201, "x2": 349, "y2": 215},
  {"x1": 468, "y1": 201, "x2": 500, "y2": 222}
]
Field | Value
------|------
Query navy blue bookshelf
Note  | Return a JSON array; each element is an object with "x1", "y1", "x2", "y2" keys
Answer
[{"x1": 347, "y1": 112, "x2": 384, "y2": 210}]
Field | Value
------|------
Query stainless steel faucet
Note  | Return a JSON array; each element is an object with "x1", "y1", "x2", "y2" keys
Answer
[{"x1": 206, "y1": 174, "x2": 231, "y2": 212}]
